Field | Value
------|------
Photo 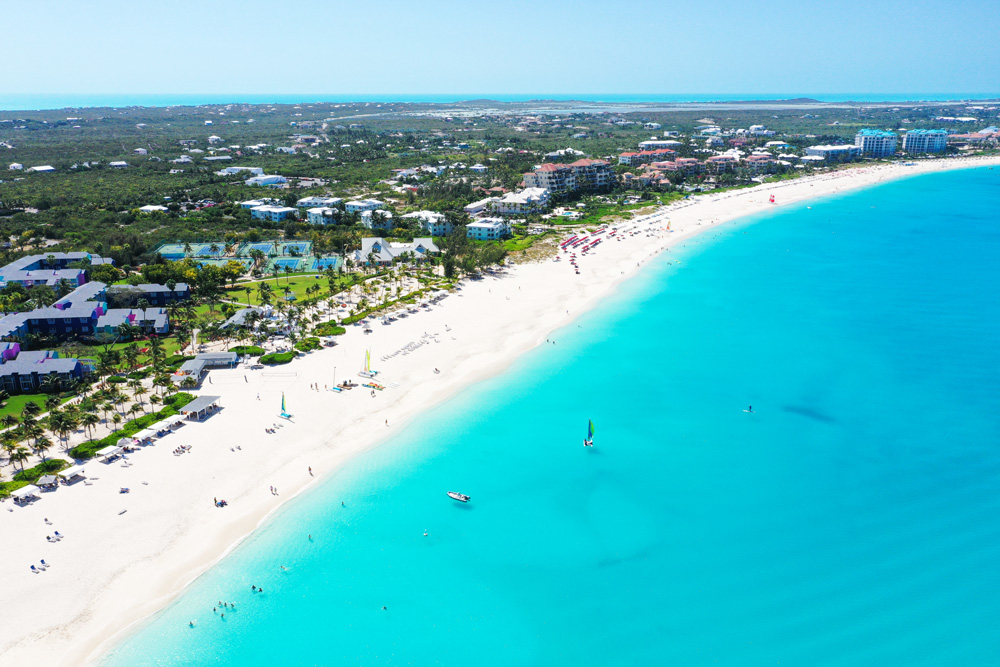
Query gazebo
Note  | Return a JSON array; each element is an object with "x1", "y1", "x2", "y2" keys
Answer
[
  {"x1": 11, "y1": 485, "x2": 40, "y2": 504},
  {"x1": 180, "y1": 395, "x2": 222, "y2": 421}
]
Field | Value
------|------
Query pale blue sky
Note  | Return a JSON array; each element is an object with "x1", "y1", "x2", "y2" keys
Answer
[{"x1": 7, "y1": 0, "x2": 999, "y2": 96}]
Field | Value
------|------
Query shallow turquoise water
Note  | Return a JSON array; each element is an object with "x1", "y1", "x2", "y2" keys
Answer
[{"x1": 104, "y1": 167, "x2": 1000, "y2": 666}]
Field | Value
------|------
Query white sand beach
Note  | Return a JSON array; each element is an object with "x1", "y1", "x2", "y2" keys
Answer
[{"x1": 1, "y1": 155, "x2": 997, "y2": 665}]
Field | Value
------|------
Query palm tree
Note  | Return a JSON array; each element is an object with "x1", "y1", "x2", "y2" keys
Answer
[
  {"x1": 80, "y1": 412, "x2": 100, "y2": 441},
  {"x1": 8, "y1": 446, "x2": 31, "y2": 471},
  {"x1": 21, "y1": 400, "x2": 42, "y2": 420},
  {"x1": 133, "y1": 385, "x2": 149, "y2": 412},
  {"x1": 111, "y1": 413, "x2": 123, "y2": 432},
  {"x1": 33, "y1": 435, "x2": 53, "y2": 461},
  {"x1": 1, "y1": 413, "x2": 19, "y2": 432}
]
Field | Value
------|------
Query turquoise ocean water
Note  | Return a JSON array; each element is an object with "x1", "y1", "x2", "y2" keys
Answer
[
  {"x1": 2, "y1": 92, "x2": 998, "y2": 111},
  {"x1": 103, "y1": 167, "x2": 1000, "y2": 666}
]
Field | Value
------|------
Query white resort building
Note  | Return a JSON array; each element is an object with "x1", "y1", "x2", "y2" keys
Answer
[
  {"x1": 466, "y1": 218, "x2": 511, "y2": 241},
  {"x1": 494, "y1": 188, "x2": 550, "y2": 215},
  {"x1": 805, "y1": 145, "x2": 862, "y2": 161},
  {"x1": 250, "y1": 205, "x2": 297, "y2": 221},
  {"x1": 306, "y1": 207, "x2": 341, "y2": 225},
  {"x1": 855, "y1": 130, "x2": 898, "y2": 157},
  {"x1": 355, "y1": 238, "x2": 440, "y2": 266},
  {"x1": 345, "y1": 199, "x2": 384, "y2": 214},
  {"x1": 245, "y1": 174, "x2": 287, "y2": 187},
  {"x1": 902, "y1": 129, "x2": 948, "y2": 153}
]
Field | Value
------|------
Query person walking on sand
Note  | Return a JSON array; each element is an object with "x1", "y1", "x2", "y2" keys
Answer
[{"x1": 308, "y1": 467, "x2": 312, "y2": 476}]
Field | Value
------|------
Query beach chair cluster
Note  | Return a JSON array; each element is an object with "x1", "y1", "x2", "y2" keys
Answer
[{"x1": 382, "y1": 332, "x2": 439, "y2": 362}]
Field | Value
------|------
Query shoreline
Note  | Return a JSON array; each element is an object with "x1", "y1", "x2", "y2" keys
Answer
[{"x1": 1, "y1": 155, "x2": 997, "y2": 666}]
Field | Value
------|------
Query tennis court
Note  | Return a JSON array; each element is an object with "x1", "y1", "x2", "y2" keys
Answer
[
  {"x1": 155, "y1": 243, "x2": 188, "y2": 260},
  {"x1": 312, "y1": 257, "x2": 340, "y2": 271},
  {"x1": 242, "y1": 242, "x2": 276, "y2": 256},
  {"x1": 272, "y1": 258, "x2": 302, "y2": 270},
  {"x1": 280, "y1": 242, "x2": 311, "y2": 256},
  {"x1": 193, "y1": 244, "x2": 224, "y2": 257}
]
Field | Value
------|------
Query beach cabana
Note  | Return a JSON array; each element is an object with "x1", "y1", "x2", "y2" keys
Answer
[
  {"x1": 180, "y1": 395, "x2": 222, "y2": 422},
  {"x1": 117, "y1": 437, "x2": 135, "y2": 448},
  {"x1": 57, "y1": 465, "x2": 86, "y2": 482},
  {"x1": 150, "y1": 419, "x2": 173, "y2": 434},
  {"x1": 96, "y1": 445, "x2": 124, "y2": 461},
  {"x1": 11, "y1": 485, "x2": 40, "y2": 503},
  {"x1": 36, "y1": 475, "x2": 59, "y2": 489},
  {"x1": 134, "y1": 428, "x2": 157, "y2": 443}
]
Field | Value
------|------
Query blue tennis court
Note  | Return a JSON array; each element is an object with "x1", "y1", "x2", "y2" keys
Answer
[
  {"x1": 272, "y1": 258, "x2": 301, "y2": 270},
  {"x1": 313, "y1": 257, "x2": 339, "y2": 270},
  {"x1": 282, "y1": 242, "x2": 310, "y2": 255},
  {"x1": 194, "y1": 244, "x2": 223, "y2": 256},
  {"x1": 246, "y1": 243, "x2": 275, "y2": 255}
]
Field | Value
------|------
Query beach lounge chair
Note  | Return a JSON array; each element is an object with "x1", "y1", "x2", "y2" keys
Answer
[{"x1": 30, "y1": 565, "x2": 39, "y2": 573}]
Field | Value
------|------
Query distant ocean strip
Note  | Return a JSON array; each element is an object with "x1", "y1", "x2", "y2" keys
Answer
[{"x1": 1, "y1": 93, "x2": 998, "y2": 111}]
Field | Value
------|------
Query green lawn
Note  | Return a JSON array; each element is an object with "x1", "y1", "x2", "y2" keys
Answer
[
  {"x1": 0, "y1": 394, "x2": 53, "y2": 421},
  {"x1": 229, "y1": 273, "x2": 366, "y2": 306}
]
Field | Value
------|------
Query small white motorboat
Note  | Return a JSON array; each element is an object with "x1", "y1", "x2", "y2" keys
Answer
[{"x1": 447, "y1": 491, "x2": 470, "y2": 503}]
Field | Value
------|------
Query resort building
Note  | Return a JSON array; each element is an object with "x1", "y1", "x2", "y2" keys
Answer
[
  {"x1": 361, "y1": 210, "x2": 394, "y2": 231},
  {"x1": 0, "y1": 350, "x2": 87, "y2": 395},
  {"x1": 240, "y1": 199, "x2": 279, "y2": 209},
  {"x1": 27, "y1": 165, "x2": 56, "y2": 173},
  {"x1": 743, "y1": 155, "x2": 779, "y2": 172},
  {"x1": 705, "y1": 155, "x2": 739, "y2": 172},
  {"x1": 245, "y1": 174, "x2": 287, "y2": 187},
  {"x1": 638, "y1": 140, "x2": 682, "y2": 151},
  {"x1": 9, "y1": 163, "x2": 23, "y2": 170},
  {"x1": 222, "y1": 305, "x2": 273, "y2": 329},
  {"x1": 174, "y1": 352, "x2": 238, "y2": 386},
  {"x1": 250, "y1": 205, "x2": 297, "y2": 222},
  {"x1": 805, "y1": 144, "x2": 862, "y2": 161},
  {"x1": 138, "y1": 205, "x2": 169, "y2": 213},
  {"x1": 902, "y1": 129, "x2": 948, "y2": 153},
  {"x1": 217, "y1": 166, "x2": 264, "y2": 176},
  {"x1": 855, "y1": 129, "x2": 898, "y2": 157},
  {"x1": 355, "y1": 238, "x2": 440, "y2": 266},
  {"x1": 466, "y1": 218, "x2": 511, "y2": 241},
  {"x1": 345, "y1": 199, "x2": 385, "y2": 214},
  {"x1": 464, "y1": 197, "x2": 499, "y2": 215},
  {"x1": 105, "y1": 283, "x2": 190, "y2": 307},
  {"x1": 297, "y1": 196, "x2": 343, "y2": 208},
  {"x1": 95, "y1": 308, "x2": 170, "y2": 335},
  {"x1": 618, "y1": 149, "x2": 677, "y2": 166},
  {"x1": 401, "y1": 211, "x2": 453, "y2": 236},
  {"x1": 0, "y1": 252, "x2": 111, "y2": 289},
  {"x1": 306, "y1": 207, "x2": 341, "y2": 225},
  {"x1": 493, "y1": 188, "x2": 550, "y2": 215},
  {"x1": 523, "y1": 159, "x2": 614, "y2": 194}
]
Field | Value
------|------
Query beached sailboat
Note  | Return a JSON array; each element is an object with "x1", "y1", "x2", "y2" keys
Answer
[
  {"x1": 279, "y1": 392, "x2": 293, "y2": 419},
  {"x1": 584, "y1": 419, "x2": 595, "y2": 447},
  {"x1": 447, "y1": 491, "x2": 470, "y2": 503},
  {"x1": 359, "y1": 350, "x2": 378, "y2": 378}
]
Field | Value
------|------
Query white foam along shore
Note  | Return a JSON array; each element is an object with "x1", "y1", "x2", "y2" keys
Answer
[{"x1": 1, "y1": 155, "x2": 998, "y2": 666}]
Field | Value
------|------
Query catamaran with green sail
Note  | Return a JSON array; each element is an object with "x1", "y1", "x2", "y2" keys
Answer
[{"x1": 584, "y1": 419, "x2": 595, "y2": 447}]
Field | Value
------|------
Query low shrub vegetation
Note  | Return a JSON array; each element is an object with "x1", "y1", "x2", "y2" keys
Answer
[
  {"x1": 0, "y1": 459, "x2": 69, "y2": 497},
  {"x1": 312, "y1": 322, "x2": 346, "y2": 336},
  {"x1": 230, "y1": 345, "x2": 265, "y2": 356},
  {"x1": 260, "y1": 351, "x2": 297, "y2": 365},
  {"x1": 68, "y1": 392, "x2": 195, "y2": 460},
  {"x1": 294, "y1": 337, "x2": 322, "y2": 353}
]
